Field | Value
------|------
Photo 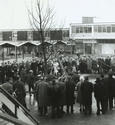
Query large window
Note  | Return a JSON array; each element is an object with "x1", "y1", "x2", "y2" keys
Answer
[
  {"x1": 107, "y1": 26, "x2": 111, "y2": 32},
  {"x1": 74, "y1": 26, "x2": 92, "y2": 33},
  {"x1": 83, "y1": 27, "x2": 92, "y2": 33},
  {"x1": 102, "y1": 26, "x2": 107, "y2": 32},
  {"x1": 33, "y1": 31, "x2": 41, "y2": 40},
  {"x1": 44, "y1": 31, "x2": 50, "y2": 37},
  {"x1": 76, "y1": 27, "x2": 80, "y2": 33},
  {"x1": 73, "y1": 24, "x2": 115, "y2": 33},
  {"x1": 85, "y1": 43, "x2": 92, "y2": 54},
  {"x1": 94, "y1": 26, "x2": 98, "y2": 32},
  {"x1": 62, "y1": 30, "x2": 69, "y2": 37},
  {"x1": 84, "y1": 27, "x2": 87, "y2": 33},
  {"x1": 79, "y1": 27, "x2": 83, "y2": 33},
  {"x1": 17, "y1": 31, "x2": 27, "y2": 41},
  {"x1": 71, "y1": 26, "x2": 76, "y2": 33},
  {"x1": 87, "y1": 27, "x2": 92, "y2": 33},
  {"x1": 98, "y1": 26, "x2": 102, "y2": 32},
  {"x1": 94, "y1": 25, "x2": 113, "y2": 33},
  {"x1": 112, "y1": 26, "x2": 115, "y2": 32},
  {"x1": 3, "y1": 31, "x2": 12, "y2": 41},
  {"x1": 50, "y1": 30, "x2": 62, "y2": 40}
]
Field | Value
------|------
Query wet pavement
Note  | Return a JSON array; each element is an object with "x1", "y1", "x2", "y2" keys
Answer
[
  {"x1": 26, "y1": 93, "x2": 115, "y2": 125},
  {"x1": 26, "y1": 74, "x2": 115, "y2": 125}
]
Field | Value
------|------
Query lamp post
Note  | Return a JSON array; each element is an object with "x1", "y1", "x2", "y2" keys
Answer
[
  {"x1": 12, "y1": 32, "x2": 17, "y2": 62},
  {"x1": 15, "y1": 43, "x2": 17, "y2": 61}
]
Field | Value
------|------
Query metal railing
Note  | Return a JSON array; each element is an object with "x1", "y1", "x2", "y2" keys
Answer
[
  {"x1": 0, "y1": 87, "x2": 40, "y2": 125},
  {"x1": 0, "y1": 112, "x2": 31, "y2": 125}
]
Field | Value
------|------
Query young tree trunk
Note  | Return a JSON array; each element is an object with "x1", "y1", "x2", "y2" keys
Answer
[{"x1": 40, "y1": 30, "x2": 48, "y2": 75}]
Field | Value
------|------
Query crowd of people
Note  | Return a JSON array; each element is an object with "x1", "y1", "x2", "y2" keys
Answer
[
  {"x1": 0, "y1": 55, "x2": 113, "y2": 83},
  {"x1": 77, "y1": 73, "x2": 115, "y2": 115},
  {"x1": 0, "y1": 55, "x2": 115, "y2": 119}
]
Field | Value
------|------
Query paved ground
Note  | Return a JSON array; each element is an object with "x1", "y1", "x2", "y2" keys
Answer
[
  {"x1": 25, "y1": 74, "x2": 115, "y2": 125},
  {"x1": 26, "y1": 94, "x2": 115, "y2": 125}
]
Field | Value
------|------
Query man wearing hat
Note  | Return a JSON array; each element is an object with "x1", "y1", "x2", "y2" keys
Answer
[{"x1": 94, "y1": 77, "x2": 105, "y2": 115}]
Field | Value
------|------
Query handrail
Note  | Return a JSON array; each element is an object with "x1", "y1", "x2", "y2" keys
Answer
[
  {"x1": 0, "y1": 112, "x2": 31, "y2": 125},
  {"x1": 0, "y1": 87, "x2": 40, "y2": 125}
]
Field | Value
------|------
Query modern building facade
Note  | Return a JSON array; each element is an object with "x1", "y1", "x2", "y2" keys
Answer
[
  {"x1": 1, "y1": 17, "x2": 115, "y2": 56},
  {"x1": 70, "y1": 17, "x2": 115, "y2": 55},
  {"x1": 0, "y1": 28, "x2": 69, "y2": 42},
  {"x1": 0, "y1": 28, "x2": 72, "y2": 56}
]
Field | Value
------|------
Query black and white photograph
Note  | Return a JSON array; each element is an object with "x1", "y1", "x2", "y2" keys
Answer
[{"x1": 0, "y1": 0, "x2": 115, "y2": 125}]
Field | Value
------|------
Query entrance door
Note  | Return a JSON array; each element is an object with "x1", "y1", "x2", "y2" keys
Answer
[{"x1": 85, "y1": 43, "x2": 92, "y2": 54}]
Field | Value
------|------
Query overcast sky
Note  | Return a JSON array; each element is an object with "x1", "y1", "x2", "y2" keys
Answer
[{"x1": 0, "y1": 0, "x2": 115, "y2": 29}]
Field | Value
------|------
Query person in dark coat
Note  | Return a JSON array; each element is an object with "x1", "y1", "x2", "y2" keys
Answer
[
  {"x1": 57, "y1": 77, "x2": 66, "y2": 117},
  {"x1": 0, "y1": 66, "x2": 5, "y2": 84},
  {"x1": 100, "y1": 74, "x2": 109, "y2": 113},
  {"x1": 1, "y1": 64, "x2": 5, "y2": 84},
  {"x1": 107, "y1": 72, "x2": 115, "y2": 110},
  {"x1": 31, "y1": 60, "x2": 38, "y2": 76},
  {"x1": 36, "y1": 78, "x2": 49, "y2": 116},
  {"x1": 48, "y1": 77, "x2": 61, "y2": 118},
  {"x1": 26, "y1": 70, "x2": 35, "y2": 96},
  {"x1": 81, "y1": 76, "x2": 93, "y2": 115},
  {"x1": 65, "y1": 75, "x2": 75, "y2": 114},
  {"x1": 13, "y1": 76, "x2": 27, "y2": 109},
  {"x1": 19, "y1": 67, "x2": 27, "y2": 84},
  {"x1": 94, "y1": 77, "x2": 105, "y2": 115}
]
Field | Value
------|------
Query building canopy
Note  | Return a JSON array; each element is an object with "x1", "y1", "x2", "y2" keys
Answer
[{"x1": 0, "y1": 40, "x2": 75, "y2": 48}]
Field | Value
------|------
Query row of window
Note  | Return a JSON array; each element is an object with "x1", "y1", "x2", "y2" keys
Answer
[
  {"x1": 72, "y1": 26, "x2": 92, "y2": 33},
  {"x1": 1, "y1": 30, "x2": 69, "y2": 41},
  {"x1": 94, "y1": 25, "x2": 115, "y2": 33},
  {"x1": 71, "y1": 25, "x2": 115, "y2": 33}
]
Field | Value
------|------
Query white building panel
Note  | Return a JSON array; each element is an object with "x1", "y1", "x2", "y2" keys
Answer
[{"x1": 102, "y1": 44, "x2": 115, "y2": 55}]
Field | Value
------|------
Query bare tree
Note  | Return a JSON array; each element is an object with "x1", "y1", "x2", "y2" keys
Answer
[{"x1": 28, "y1": 0, "x2": 55, "y2": 75}]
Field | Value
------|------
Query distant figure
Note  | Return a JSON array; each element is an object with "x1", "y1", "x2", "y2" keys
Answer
[{"x1": 26, "y1": 70, "x2": 35, "y2": 96}]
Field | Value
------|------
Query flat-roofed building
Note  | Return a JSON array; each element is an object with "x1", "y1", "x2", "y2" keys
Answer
[
  {"x1": 70, "y1": 18, "x2": 115, "y2": 55},
  {"x1": 0, "y1": 28, "x2": 71, "y2": 57}
]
